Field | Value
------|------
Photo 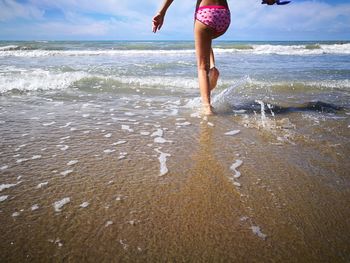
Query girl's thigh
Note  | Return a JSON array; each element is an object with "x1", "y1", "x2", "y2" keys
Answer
[{"x1": 194, "y1": 21, "x2": 213, "y2": 67}]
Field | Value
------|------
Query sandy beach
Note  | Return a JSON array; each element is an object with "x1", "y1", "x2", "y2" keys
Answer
[{"x1": 0, "y1": 41, "x2": 349, "y2": 262}]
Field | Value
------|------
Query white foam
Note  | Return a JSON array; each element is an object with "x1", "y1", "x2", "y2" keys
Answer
[
  {"x1": 105, "y1": 221, "x2": 113, "y2": 227},
  {"x1": 60, "y1": 122, "x2": 72, "y2": 128},
  {"x1": 251, "y1": 226, "x2": 267, "y2": 240},
  {"x1": 60, "y1": 169, "x2": 73, "y2": 176},
  {"x1": 121, "y1": 125, "x2": 134, "y2": 132},
  {"x1": 82, "y1": 114, "x2": 90, "y2": 118},
  {"x1": 240, "y1": 216, "x2": 249, "y2": 222},
  {"x1": 190, "y1": 112, "x2": 201, "y2": 118},
  {"x1": 36, "y1": 182, "x2": 48, "y2": 189},
  {"x1": 31, "y1": 204, "x2": 39, "y2": 211},
  {"x1": 12, "y1": 212, "x2": 20, "y2": 217},
  {"x1": 118, "y1": 152, "x2": 128, "y2": 160},
  {"x1": 207, "y1": 122, "x2": 215, "y2": 127},
  {"x1": 119, "y1": 240, "x2": 129, "y2": 250},
  {"x1": 67, "y1": 160, "x2": 78, "y2": 166},
  {"x1": 112, "y1": 140, "x2": 127, "y2": 145},
  {"x1": 1, "y1": 43, "x2": 349, "y2": 58},
  {"x1": 15, "y1": 144, "x2": 27, "y2": 151},
  {"x1": 31, "y1": 155, "x2": 42, "y2": 160},
  {"x1": 230, "y1": 160, "x2": 243, "y2": 178},
  {"x1": 176, "y1": 122, "x2": 191, "y2": 126},
  {"x1": 115, "y1": 195, "x2": 124, "y2": 201},
  {"x1": 0, "y1": 69, "x2": 88, "y2": 94},
  {"x1": 140, "y1": 131, "x2": 150, "y2": 136},
  {"x1": 128, "y1": 220, "x2": 136, "y2": 226},
  {"x1": 48, "y1": 238, "x2": 63, "y2": 247},
  {"x1": 57, "y1": 145, "x2": 69, "y2": 151},
  {"x1": 0, "y1": 45, "x2": 19, "y2": 51},
  {"x1": 151, "y1": 129, "x2": 163, "y2": 137},
  {"x1": 79, "y1": 202, "x2": 89, "y2": 208},
  {"x1": 155, "y1": 149, "x2": 171, "y2": 176},
  {"x1": 251, "y1": 43, "x2": 350, "y2": 55},
  {"x1": 0, "y1": 195, "x2": 9, "y2": 202},
  {"x1": 43, "y1": 121, "x2": 56, "y2": 126},
  {"x1": 154, "y1": 137, "x2": 170, "y2": 144},
  {"x1": 0, "y1": 181, "x2": 20, "y2": 192},
  {"x1": 53, "y1": 198, "x2": 70, "y2": 212},
  {"x1": 233, "y1": 110, "x2": 247, "y2": 114},
  {"x1": 104, "y1": 149, "x2": 116, "y2": 154},
  {"x1": 104, "y1": 133, "x2": 112, "y2": 138},
  {"x1": 225, "y1": 130, "x2": 240, "y2": 136},
  {"x1": 16, "y1": 158, "x2": 29, "y2": 164},
  {"x1": 0, "y1": 165, "x2": 8, "y2": 170},
  {"x1": 0, "y1": 49, "x2": 188, "y2": 57}
]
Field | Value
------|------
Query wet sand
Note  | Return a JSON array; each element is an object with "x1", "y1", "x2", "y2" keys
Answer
[{"x1": 0, "y1": 95, "x2": 349, "y2": 262}]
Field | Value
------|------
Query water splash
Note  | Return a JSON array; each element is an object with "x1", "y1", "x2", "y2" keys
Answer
[
  {"x1": 255, "y1": 100, "x2": 267, "y2": 128},
  {"x1": 212, "y1": 77, "x2": 250, "y2": 113}
]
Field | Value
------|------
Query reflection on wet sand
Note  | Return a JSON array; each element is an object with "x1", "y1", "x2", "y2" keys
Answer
[
  {"x1": 137, "y1": 122, "x2": 248, "y2": 261},
  {"x1": 0, "y1": 107, "x2": 349, "y2": 262}
]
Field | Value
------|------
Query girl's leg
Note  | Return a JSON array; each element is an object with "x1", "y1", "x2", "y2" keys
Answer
[
  {"x1": 194, "y1": 20, "x2": 214, "y2": 115},
  {"x1": 209, "y1": 48, "x2": 219, "y2": 92}
]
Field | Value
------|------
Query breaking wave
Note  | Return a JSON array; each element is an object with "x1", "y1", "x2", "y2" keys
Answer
[{"x1": 1, "y1": 43, "x2": 350, "y2": 57}]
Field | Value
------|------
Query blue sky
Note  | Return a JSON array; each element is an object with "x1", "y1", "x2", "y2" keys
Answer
[{"x1": 0, "y1": 0, "x2": 349, "y2": 41}]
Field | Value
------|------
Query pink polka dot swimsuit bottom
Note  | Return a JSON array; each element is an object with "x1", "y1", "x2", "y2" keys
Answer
[{"x1": 195, "y1": 5, "x2": 231, "y2": 34}]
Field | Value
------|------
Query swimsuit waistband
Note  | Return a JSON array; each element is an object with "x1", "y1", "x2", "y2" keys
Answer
[{"x1": 197, "y1": 5, "x2": 229, "y2": 11}]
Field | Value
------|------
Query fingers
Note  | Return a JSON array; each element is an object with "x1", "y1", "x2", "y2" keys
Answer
[
  {"x1": 152, "y1": 14, "x2": 163, "y2": 33},
  {"x1": 152, "y1": 22, "x2": 161, "y2": 33},
  {"x1": 152, "y1": 15, "x2": 159, "y2": 33},
  {"x1": 152, "y1": 21, "x2": 157, "y2": 33},
  {"x1": 152, "y1": 23, "x2": 157, "y2": 33}
]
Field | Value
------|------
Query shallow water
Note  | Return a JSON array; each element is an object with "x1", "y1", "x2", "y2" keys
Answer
[{"x1": 0, "y1": 41, "x2": 349, "y2": 262}]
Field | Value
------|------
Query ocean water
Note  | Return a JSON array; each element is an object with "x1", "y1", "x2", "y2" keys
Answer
[{"x1": 0, "y1": 41, "x2": 349, "y2": 261}]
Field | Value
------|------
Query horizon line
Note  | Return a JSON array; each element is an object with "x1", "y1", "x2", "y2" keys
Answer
[{"x1": 0, "y1": 39, "x2": 349, "y2": 42}]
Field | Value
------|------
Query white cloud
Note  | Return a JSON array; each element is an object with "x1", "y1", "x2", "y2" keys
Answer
[
  {"x1": 0, "y1": 0, "x2": 44, "y2": 21},
  {"x1": 226, "y1": 0, "x2": 350, "y2": 39},
  {"x1": 28, "y1": 0, "x2": 158, "y2": 20},
  {"x1": 0, "y1": 0, "x2": 349, "y2": 40}
]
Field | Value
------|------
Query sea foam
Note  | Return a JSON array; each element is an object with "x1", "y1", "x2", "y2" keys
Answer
[
  {"x1": 0, "y1": 181, "x2": 21, "y2": 192},
  {"x1": 36, "y1": 182, "x2": 48, "y2": 188},
  {"x1": 230, "y1": 160, "x2": 243, "y2": 178},
  {"x1": 53, "y1": 197, "x2": 71, "y2": 212},
  {"x1": 0, "y1": 195, "x2": 9, "y2": 202},
  {"x1": 1, "y1": 43, "x2": 350, "y2": 58},
  {"x1": 155, "y1": 149, "x2": 171, "y2": 176},
  {"x1": 251, "y1": 226, "x2": 267, "y2": 240}
]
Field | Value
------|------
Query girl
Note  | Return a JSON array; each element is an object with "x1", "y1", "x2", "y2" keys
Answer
[{"x1": 152, "y1": 0, "x2": 231, "y2": 115}]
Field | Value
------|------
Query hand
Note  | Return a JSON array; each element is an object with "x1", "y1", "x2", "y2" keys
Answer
[{"x1": 152, "y1": 13, "x2": 164, "y2": 33}]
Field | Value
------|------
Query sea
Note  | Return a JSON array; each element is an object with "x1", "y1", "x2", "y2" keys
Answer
[{"x1": 0, "y1": 40, "x2": 349, "y2": 262}]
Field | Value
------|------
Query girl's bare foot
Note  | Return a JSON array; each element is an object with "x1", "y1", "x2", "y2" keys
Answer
[
  {"x1": 209, "y1": 67, "x2": 220, "y2": 92},
  {"x1": 201, "y1": 103, "x2": 215, "y2": 115}
]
